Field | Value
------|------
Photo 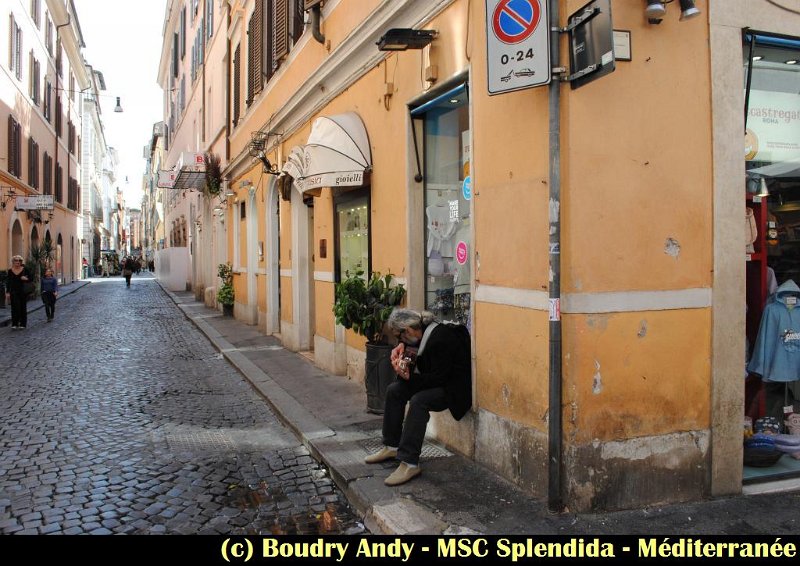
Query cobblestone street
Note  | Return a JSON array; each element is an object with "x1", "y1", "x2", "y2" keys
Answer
[{"x1": 0, "y1": 275, "x2": 364, "y2": 535}]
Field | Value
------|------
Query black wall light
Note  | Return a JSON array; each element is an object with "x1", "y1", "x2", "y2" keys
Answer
[{"x1": 377, "y1": 28, "x2": 437, "y2": 51}]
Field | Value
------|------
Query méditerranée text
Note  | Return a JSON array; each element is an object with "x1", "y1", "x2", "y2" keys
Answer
[{"x1": 220, "y1": 537, "x2": 798, "y2": 562}]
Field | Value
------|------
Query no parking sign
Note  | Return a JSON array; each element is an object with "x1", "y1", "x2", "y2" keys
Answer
[{"x1": 486, "y1": 0, "x2": 550, "y2": 94}]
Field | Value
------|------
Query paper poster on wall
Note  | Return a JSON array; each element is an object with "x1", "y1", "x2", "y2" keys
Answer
[{"x1": 746, "y1": 89, "x2": 800, "y2": 163}]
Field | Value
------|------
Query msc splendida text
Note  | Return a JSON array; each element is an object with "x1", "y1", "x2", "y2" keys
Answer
[{"x1": 220, "y1": 536, "x2": 798, "y2": 562}]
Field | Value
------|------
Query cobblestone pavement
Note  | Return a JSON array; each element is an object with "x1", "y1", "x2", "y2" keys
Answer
[{"x1": 0, "y1": 275, "x2": 365, "y2": 535}]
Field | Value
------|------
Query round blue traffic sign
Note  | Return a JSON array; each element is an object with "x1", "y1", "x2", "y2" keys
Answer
[{"x1": 492, "y1": 0, "x2": 542, "y2": 45}]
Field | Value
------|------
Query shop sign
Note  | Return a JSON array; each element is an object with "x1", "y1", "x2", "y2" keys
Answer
[
  {"x1": 15, "y1": 195, "x2": 54, "y2": 210},
  {"x1": 486, "y1": 0, "x2": 550, "y2": 94},
  {"x1": 462, "y1": 176, "x2": 472, "y2": 200},
  {"x1": 158, "y1": 170, "x2": 177, "y2": 188},
  {"x1": 296, "y1": 171, "x2": 364, "y2": 192},
  {"x1": 177, "y1": 151, "x2": 206, "y2": 172},
  {"x1": 746, "y1": 90, "x2": 800, "y2": 163}
]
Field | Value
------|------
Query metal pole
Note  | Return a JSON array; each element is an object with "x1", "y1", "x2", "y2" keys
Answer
[{"x1": 547, "y1": 0, "x2": 564, "y2": 513}]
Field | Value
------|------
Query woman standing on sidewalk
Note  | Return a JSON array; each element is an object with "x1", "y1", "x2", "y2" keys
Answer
[
  {"x1": 40, "y1": 268, "x2": 58, "y2": 322},
  {"x1": 5, "y1": 255, "x2": 31, "y2": 329}
]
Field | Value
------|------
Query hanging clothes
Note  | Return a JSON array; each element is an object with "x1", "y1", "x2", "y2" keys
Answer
[{"x1": 748, "y1": 279, "x2": 800, "y2": 383}]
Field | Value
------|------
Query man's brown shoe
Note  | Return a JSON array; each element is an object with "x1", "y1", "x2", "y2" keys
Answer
[
  {"x1": 384, "y1": 462, "x2": 421, "y2": 486},
  {"x1": 364, "y1": 447, "x2": 398, "y2": 464}
]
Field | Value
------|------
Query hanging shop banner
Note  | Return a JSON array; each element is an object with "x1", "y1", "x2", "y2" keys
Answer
[
  {"x1": 157, "y1": 170, "x2": 177, "y2": 188},
  {"x1": 486, "y1": 0, "x2": 551, "y2": 94},
  {"x1": 746, "y1": 89, "x2": 800, "y2": 164},
  {"x1": 15, "y1": 195, "x2": 54, "y2": 210}
]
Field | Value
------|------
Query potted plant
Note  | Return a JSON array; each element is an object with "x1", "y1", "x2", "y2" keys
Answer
[
  {"x1": 333, "y1": 270, "x2": 406, "y2": 413},
  {"x1": 217, "y1": 262, "x2": 235, "y2": 316}
]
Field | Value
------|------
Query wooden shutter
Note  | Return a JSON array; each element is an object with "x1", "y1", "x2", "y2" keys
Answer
[
  {"x1": 233, "y1": 45, "x2": 241, "y2": 126},
  {"x1": 8, "y1": 116, "x2": 16, "y2": 176},
  {"x1": 247, "y1": 2, "x2": 264, "y2": 105},
  {"x1": 273, "y1": 0, "x2": 289, "y2": 64}
]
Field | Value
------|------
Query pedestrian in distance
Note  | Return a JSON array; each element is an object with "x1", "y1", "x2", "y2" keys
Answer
[
  {"x1": 122, "y1": 256, "x2": 136, "y2": 287},
  {"x1": 40, "y1": 268, "x2": 58, "y2": 322},
  {"x1": 363, "y1": 308, "x2": 472, "y2": 486},
  {"x1": 5, "y1": 255, "x2": 31, "y2": 330}
]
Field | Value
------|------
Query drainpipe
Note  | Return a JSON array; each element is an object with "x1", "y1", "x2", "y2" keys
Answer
[
  {"x1": 547, "y1": 0, "x2": 564, "y2": 513},
  {"x1": 310, "y1": 4, "x2": 325, "y2": 45}
]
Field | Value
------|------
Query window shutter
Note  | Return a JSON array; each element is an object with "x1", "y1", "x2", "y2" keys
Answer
[
  {"x1": 173, "y1": 33, "x2": 179, "y2": 78},
  {"x1": 8, "y1": 116, "x2": 15, "y2": 176},
  {"x1": 247, "y1": 2, "x2": 264, "y2": 105},
  {"x1": 233, "y1": 45, "x2": 241, "y2": 126},
  {"x1": 207, "y1": 0, "x2": 214, "y2": 38},
  {"x1": 28, "y1": 137, "x2": 34, "y2": 185},
  {"x1": 273, "y1": 0, "x2": 289, "y2": 64}
]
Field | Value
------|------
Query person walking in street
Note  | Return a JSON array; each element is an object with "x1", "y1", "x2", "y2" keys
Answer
[
  {"x1": 101, "y1": 255, "x2": 109, "y2": 277},
  {"x1": 363, "y1": 308, "x2": 472, "y2": 486},
  {"x1": 5, "y1": 255, "x2": 31, "y2": 330},
  {"x1": 122, "y1": 256, "x2": 136, "y2": 287},
  {"x1": 40, "y1": 268, "x2": 58, "y2": 322}
]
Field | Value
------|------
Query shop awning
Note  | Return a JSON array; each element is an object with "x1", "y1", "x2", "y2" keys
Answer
[
  {"x1": 749, "y1": 159, "x2": 800, "y2": 179},
  {"x1": 282, "y1": 112, "x2": 371, "y2": 197},
  {"x1": 168, "y1": 152, "x2": 206, "y2": 190}
]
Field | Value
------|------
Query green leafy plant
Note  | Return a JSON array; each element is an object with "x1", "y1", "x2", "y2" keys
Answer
[
  {"x1": 204, "y1": 152, "x2": 223, "y2": 197},
  {"x1": 333, "y1": 270, "x2": 406, "y2": 344},
  {"x1": 217, "y1": 262, "x2": 234, "y2": 306},
  {"x1": 26, "y1": 240, "x2": 54, "y2": 296}
]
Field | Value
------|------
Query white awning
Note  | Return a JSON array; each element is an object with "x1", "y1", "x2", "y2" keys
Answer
[
  {"x1": 282, "y1": 146, "x2": 305, "y2": 180},
  {"x1": 282, "y1": 112, "x2": 371, "y2": 196}
]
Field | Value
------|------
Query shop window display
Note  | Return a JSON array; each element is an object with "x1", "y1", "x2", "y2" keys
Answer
[
  {"x1": 743, "y1": 32, "x2": 800, "y2": 476},
  {"x1": 415, "y1": 85, "x2": 472, "y2": 329}
]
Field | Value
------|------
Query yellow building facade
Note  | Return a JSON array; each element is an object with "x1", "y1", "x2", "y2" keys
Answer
[{"x1": 200, "y1": 0, "x2": 800, "y2": 512}]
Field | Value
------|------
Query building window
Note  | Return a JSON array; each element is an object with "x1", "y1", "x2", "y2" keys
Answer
[
  {"x1": 42, "y1": 152, "x2": 52, "y2": 195},
  {"x1": 45, "y1": 14, "x2": 53, "y2": 55},
  {"x1": 411, "y1": 83, "x2": 472, "y2": 327},
  {"x1": 180, "y1": 7, "x2": 186, "y2": 59},
  {"x1": 31, "y1": 0, "x2": 40, "y2": 28},
  {"x1": 7, "y1": 116, "x2": 22, "y2": 177},
  {"x1": 56, "y1": 39, "x2": 62, "y2": 77},
  {"x1": 55, "y1": 164, "x2": 63, "y2": 203},
  {"x1": 68, "y1": 121, "x2": 75, "y2": 154},
  {"x1": 55, "y1": 95, "x2": 62, "y2": 137},
  {"x1": 9, "y1": 14, "x2": 22, "y2": 80},
  {"x1": 335, "y1": 190, "x2": 370, "y2": 281},
  {"x1": 247, "y1": 1, "x2": 264, "y2": 106},
  {"x1": 43, "y1": 79, "x2": 51, "y2": 121},
  {"x1": 207, "y1": 0, "x2": 214, "y2": 38},
  {"x1": 29, "y1": 53, "x2": 40, "y2": 104},
  {"x1": 232, "y1": 44, "x2": 241, "y2": 126},
  {"x1": 69, "y1": 73, "x2": 75, "y2": 101},
  {"x1": 28, "y1": 138, "x2": 39, "y2": 189}
]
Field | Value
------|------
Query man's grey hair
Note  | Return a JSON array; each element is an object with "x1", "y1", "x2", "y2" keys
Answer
[{"x1": 387, "y1": 308, "x2": 436, "y2": 334}]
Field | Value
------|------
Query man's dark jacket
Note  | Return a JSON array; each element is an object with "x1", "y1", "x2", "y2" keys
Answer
[{"x1": 412, "y1": 323, "x2": 472, "y2": 420}]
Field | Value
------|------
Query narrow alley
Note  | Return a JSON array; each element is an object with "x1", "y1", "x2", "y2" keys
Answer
[{"x1": 0, "y1": 275, "x2": 364, "y2": 535}]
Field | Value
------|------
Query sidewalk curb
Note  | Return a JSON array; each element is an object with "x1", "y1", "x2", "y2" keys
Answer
[
  {"x1": 157, "y1": 282, "x2": 400, "y2": 531},
  {"x1": 0, "y1": 280, "x2": 91, "y2": 327}
]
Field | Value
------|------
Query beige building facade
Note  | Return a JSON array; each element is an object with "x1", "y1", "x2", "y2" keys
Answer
[
  {"x1": 157, "y1": 0, "x2": 800, "y2": 512},
  {"x1": 1, "y1": 0, "x2": 89, "y2": 282}
]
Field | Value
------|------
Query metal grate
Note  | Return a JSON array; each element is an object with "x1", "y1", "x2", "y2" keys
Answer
[
  {"x1": 360, "y1": 436, "x2": 452, "y2": 460},
  {"x1": 159, "y1": 429, "x2": 237, "y2": 452}
]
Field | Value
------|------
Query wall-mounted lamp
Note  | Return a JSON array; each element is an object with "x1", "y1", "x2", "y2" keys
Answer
[
  {"x1": 0, "y1": 186, "x2": 16, "y2": 210},
  {"x1": 114, "y1": 96, "x2": 123, "y2": 113},
  {"x1": 248, "y1": 132, "x2": 281, "y2": 175},
  {"x1": 225, "y1": 188, "x2": 236, "y2": 197},
  {"x1": 645, "y1": 0, "x2": 700, "y2": 24},
  {"x1": 213, "y1": 200, "x2": 226, "y2": 213},
  {"x1": 377, "y1": 28, "x2": 437, "y2": 51},
  {"x1": 257, "y1": 151, "x2": 280, "y2": 176}
]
